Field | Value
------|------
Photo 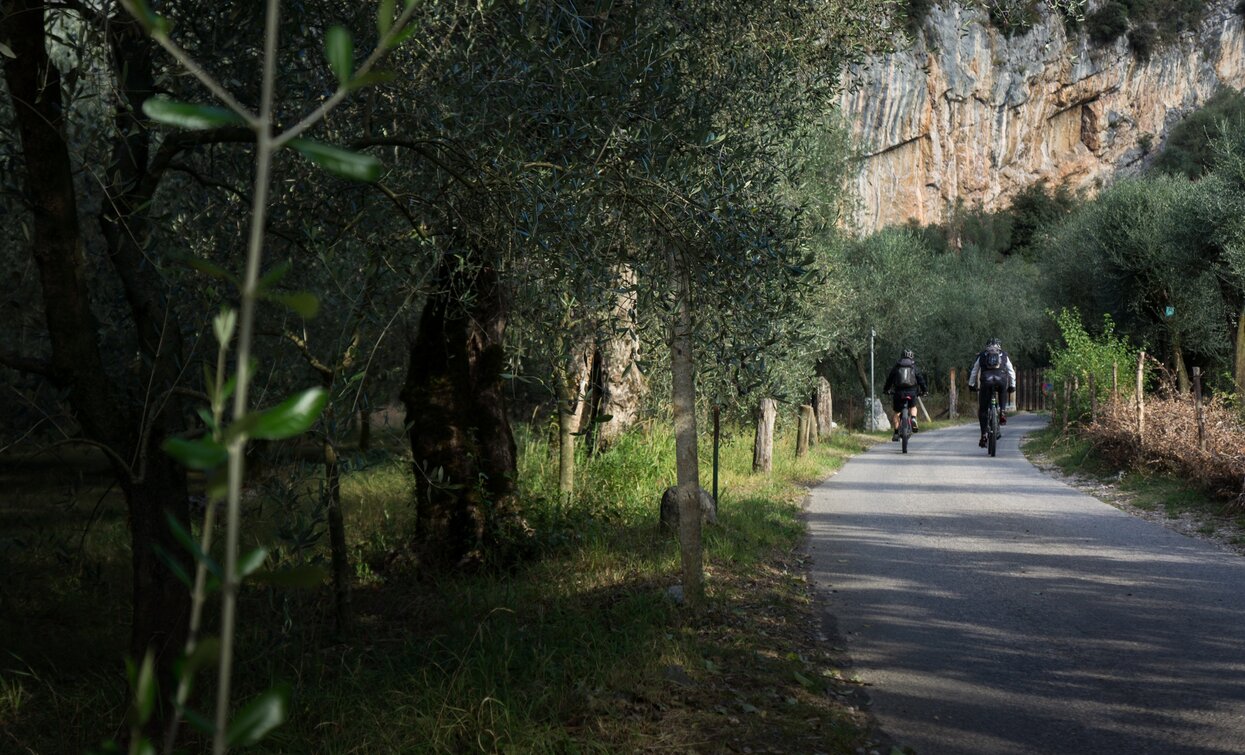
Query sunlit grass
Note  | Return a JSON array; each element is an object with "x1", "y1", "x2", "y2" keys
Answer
[{"x1": 3, "y1": 422, "x2": 879, "y2": 753}]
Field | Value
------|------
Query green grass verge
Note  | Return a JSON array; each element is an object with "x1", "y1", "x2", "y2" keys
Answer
[{"x1": 1, "y1": 423, "x2": 880, "y2": 753}]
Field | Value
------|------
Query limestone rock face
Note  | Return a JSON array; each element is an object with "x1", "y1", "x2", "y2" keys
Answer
[{"x1": 839, "y1": 2, "x2": 1245, "y2": 232}]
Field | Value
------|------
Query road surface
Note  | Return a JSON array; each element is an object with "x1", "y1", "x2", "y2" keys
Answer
[{"x1": 808, "y1": 414, "x2": 1245, "y2": 754}]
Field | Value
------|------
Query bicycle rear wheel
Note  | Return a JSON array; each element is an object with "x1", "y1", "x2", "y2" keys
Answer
[
  {"x1": 900, "y1": 408, "x2": 911, "y2": 454},
  {"x1": 987, "y1": 406, "x2": 998, "y2": 457}
]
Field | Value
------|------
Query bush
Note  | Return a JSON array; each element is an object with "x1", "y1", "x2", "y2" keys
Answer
[
  {"x1": 1047, "y1": 308, "x2": 1138, "y2": 423},
  {"x1": 1086, "y1": 1, "x2": 1130, "y2": 43},
  {"x1": 1152, "y1": 87, "x2": 1245, "y2": 179},
  {"x1": 986, "y1": 0, "x2": 1040, "y2": 36},
  {"x1": 1128, "y1": 21, "x2": 1158, "y2": 60}
]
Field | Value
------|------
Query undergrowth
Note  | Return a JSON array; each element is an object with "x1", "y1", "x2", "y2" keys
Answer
[{"x1": 1, "y1": 422, "x2": 878, "y2": 753}]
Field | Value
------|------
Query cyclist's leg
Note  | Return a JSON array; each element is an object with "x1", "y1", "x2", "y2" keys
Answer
[
  {"x1": 891, "y1": 393, "x2": 902, "y2": 439},
  {"x1": 977, "y1": 383, "x2": 990, "y2": 444}
]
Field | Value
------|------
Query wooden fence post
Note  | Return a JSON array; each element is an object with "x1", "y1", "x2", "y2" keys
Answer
[
  {"x1": 1112, "y1": 362, "x2": 1119, "y2": 401},
  {"x1": 1063, "y1": 380, "x2": 1071, "y2": 429},
  {"x1": 1136, "y1": 351, "x2": 1146, "y2": 442},
  {"x1": 815, "y1": 377, "x2": 833, "y2": 439},
  {"x1": 796, "y1": 405, "x2": 813, "y2": 457},
  {"x1": 1089, "y1": 372, "x2": 1097, "y2": 424},
  {"x1": 949, "y1": 368, "x2": 958, "y2": 420},
  {"x1": 1194, "y1": 366, "x2": 1206, "y2": 452}
]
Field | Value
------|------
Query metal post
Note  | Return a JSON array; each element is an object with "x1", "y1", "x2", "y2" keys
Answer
[{"x1": 869, "y1": 328, "x2": 876, "y2": 431}]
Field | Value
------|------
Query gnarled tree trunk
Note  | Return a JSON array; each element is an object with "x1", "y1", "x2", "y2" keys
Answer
[
  {"x1": 595, "y1": 265, "x2": 647, "y2": 450},
  {"x1": 401, "y1": 253, "x2": 517, "y2": 569}
]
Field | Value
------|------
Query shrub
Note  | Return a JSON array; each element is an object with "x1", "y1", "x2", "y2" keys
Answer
[
  {"x1": 1128, "y1": 21, "x2": 1158, "y2": 60},
  {"x1": 1152, "y1": 87, "x2": 1245, "y2": 179},
  {"x1": 1086, "y1": 1, "x2": 1130, "y2": 44},
  {"x1": 1047, "y1": 308, "x2": 1138, "y2": 423}
]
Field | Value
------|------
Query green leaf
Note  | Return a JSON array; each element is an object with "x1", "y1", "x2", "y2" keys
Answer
[
  {"x1": 250, "y1": 565, "x2": 328, "y2": 588},
  {"x1": 271, "y1": 292, "x2": 320, "y2": 319},
  {"x1": 389, "y1": 20, "x2": 420, "y2": 48},
  {"x1": 182, "y1": 707, "x2": 216, "y2": 736},
  {"x1": 258, "y1": 261, "x2": 292, "y2": 292},
  {"x1": 377, "y1": 0, "x2": 396, "y2": 37},
  {"x1": 130, "y1": 651, "x2": 157, "y2": 727},
  {"x1": 226, "y1": 685, "x2": 290, "y2": 746},
  {"x1": 220, "y1": 373, "x2": 238, "y2": 405},
  {"x1": 237, "y1": 547, "x2": 269, "y2": 580},
  {"x1": 289, "y1": 139, "x2": 381, "y2": 182},
  {"x1": 346, "y1": 70, "x2": 397, "y2": 92},
  {"x1": 124, "y1": 0, "x2": 170, "y2": 34},
  {"x1": 179, "y1": 637, "x2": 221, "y2": 681},
  {"x1": 185, "y1": 257, "x2": 238, "y2": 284},
  {"x1": 163, "y1": 436, "x2": 228, "y2": 471},
  {"x1": 793, "y1": 670, "x2": 818, "y2": 690},
  {"x1": 166, "y1": 511, "x2": 223, "y2": 579},
  {"x1": 325, "y1": 25, "x2": 354, "y2": 86},
  {"x1": 151, "y1": 543, "x2": 192, "y2": 588},
  {"x1": 196, "y1": 408, "x2": 218, "y2": 434},
  {"x1": 143, "y1": 98, "x2": 244, "y2": 130},
  {"x1": 0, "y1": 42, "x2": 15, "y2": 60},
  {"x1": 249, "y1": 388, "x2": 329, "y2": 440}
]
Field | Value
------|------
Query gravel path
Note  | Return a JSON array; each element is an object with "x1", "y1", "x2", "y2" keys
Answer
[{"x1": 808, "y1": 414, "x2": 1245, "y2": 754}]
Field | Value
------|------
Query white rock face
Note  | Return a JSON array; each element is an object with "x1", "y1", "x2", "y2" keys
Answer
[{"x1": 839, "y1": 2, "x2": 1245, "y2": 232}]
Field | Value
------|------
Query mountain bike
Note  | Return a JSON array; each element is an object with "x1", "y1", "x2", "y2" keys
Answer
[
  {"x1": 897, "y1": 393, "x2": 914, "y2": 454},
  {"x1": 985, "y1": 390, "x2": 1001, "y2": 457}
]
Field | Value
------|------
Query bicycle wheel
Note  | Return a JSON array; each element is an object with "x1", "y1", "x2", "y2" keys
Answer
[
  {"x1": 987, "y1": 406, "x2": 998, "y2": 457},
  {"x1": 899, "y1": 405, "x2": 911, "y2": 454}
]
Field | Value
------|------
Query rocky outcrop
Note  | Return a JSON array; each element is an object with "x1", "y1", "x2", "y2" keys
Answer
[{"x1": 839, "y1": 2, "x2": 1245, "y2": 232}]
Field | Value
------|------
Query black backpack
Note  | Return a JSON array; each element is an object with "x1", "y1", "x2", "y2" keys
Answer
[
  {"x1": 894, "y1": 361, "x2": 917, "y2": 389},
  {"x1": 982, "y1": 345, "x2": 1004, "y2": 371}
]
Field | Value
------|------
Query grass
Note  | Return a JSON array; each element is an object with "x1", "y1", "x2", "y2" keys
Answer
[
  {"x1": 1022, "y1": 424, "x2": 1245, "y2": 527},
  {"x1": 0, "y1": 421, "x2": 881, "y2": 753}
]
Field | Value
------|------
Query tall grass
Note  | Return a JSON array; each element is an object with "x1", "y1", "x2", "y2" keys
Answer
[{"x1": 2, "y1": 422, "x2": 875, "y2": 753}]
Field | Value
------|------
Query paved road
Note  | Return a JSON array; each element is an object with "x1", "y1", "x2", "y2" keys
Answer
[{"x1": 808, "y1": 414, "x2": 1245, "y2": 754}]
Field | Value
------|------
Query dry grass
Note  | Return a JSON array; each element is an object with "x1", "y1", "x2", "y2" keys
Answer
[{"x1": 1078, "y1": 394, "x2": 1245, "y2": 506}]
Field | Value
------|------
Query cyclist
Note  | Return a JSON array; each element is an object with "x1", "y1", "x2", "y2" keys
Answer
[
  {"x1": 968, "y1": 337, "x2": 1016, "y2": 448},
  {"x1": 883, "y1": 349, "x2": 928, "y2": 442}
]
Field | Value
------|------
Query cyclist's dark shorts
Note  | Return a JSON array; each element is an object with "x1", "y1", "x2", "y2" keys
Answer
[
  {"x1": 981, "y1": 371, "x2": 1008, "y2": 393},
  {"x1": 892, "y1": 388, "x2": 918, "y2": 412}
]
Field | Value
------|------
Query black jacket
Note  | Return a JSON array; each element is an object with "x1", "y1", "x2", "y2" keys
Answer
[{"x1": 883, "y1": 357, "x2": 928, "y2": 394}]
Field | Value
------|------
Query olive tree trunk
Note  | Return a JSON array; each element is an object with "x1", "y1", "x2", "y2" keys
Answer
[
  {"x1": 669, "y1": 250, "x2": 702, "y2": 606},
  {"x1": 752, "y1": 398, "x2": 777, "y2": 473},
  {"x1": 401, "y1": 254, "x2": 517, "y2": 569}
]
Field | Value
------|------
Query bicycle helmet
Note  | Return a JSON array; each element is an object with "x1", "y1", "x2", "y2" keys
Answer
[
  {"x1": 901, "y1": 349, "x2": 915, "y2": 360},
  {"x1": 985, "y1": 337, "x2": 1001, "y2": 349}
]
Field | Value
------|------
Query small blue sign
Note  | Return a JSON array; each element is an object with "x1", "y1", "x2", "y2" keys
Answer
[{"x1": 1164, "y1": 306, "x2": 1175, "y2": 318}]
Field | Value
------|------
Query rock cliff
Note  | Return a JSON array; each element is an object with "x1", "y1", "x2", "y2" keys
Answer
[{"x1": 839, "y1": 2, "x2": 1245, "y2": 232}]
